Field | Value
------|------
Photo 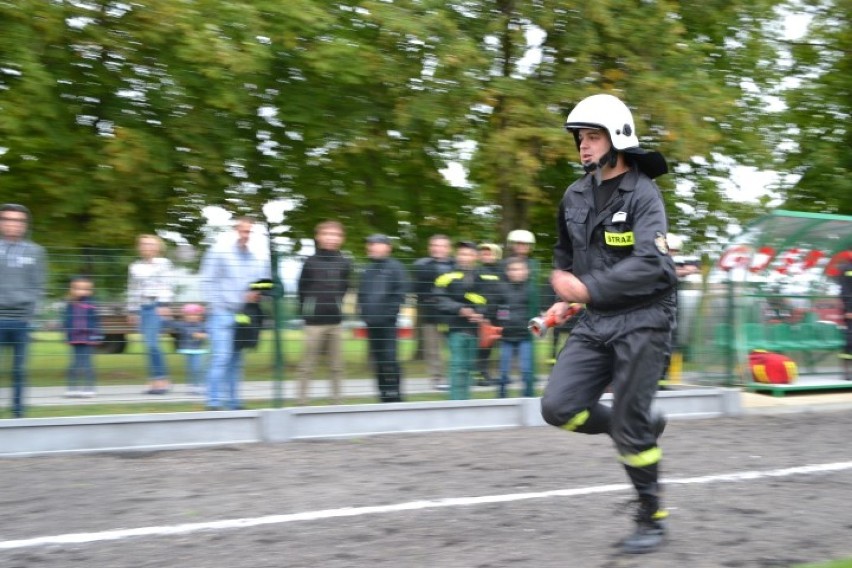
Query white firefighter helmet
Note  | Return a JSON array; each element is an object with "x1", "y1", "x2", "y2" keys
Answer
[
  {"x1": 564, "y1": 93, "x2": 668, "y2": 179},
  {"x1": 564, "y1": 93, "x2": 639, "y2": 151},
  {"x1": 507, "y1": 229, "x2": 536, "y2": 245}
]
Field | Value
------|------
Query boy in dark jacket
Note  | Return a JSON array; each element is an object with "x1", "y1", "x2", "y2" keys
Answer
[
  {"x1": 234, "y1": 279, "x2": 274, "y2": 353},
  {"x1": 63, "y1": 276, "x2": 102, "y2": 398},
  {"x1": 475, "y1": 243, "x2": 504, "y2": 386},
  {"x1": 434, "y1": 241, "x2": 503, "y2": 400},
  {"x1": 296, "y1": 221, "x2": 352, "y2": 404},
  {"x1": 497, "y1": 257, "x2": 535, "y2": 398}
]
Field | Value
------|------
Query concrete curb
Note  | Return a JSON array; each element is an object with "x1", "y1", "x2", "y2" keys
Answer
[{"x1": 0, "y1": 387, "x2": 740, "y2": 457}]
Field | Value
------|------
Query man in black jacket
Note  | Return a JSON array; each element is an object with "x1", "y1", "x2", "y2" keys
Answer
[
  {"x1": 357, "y1": 234, "x2": 408, "y2": 402},
  {"x1": 412, "y1": 235, "x2": 454, "y2": 389},
  {"x1": 539, "y1": 94, "x2": 675, "y2": 554},
  {"x1": 297, "y1": 221, "x2": 352, "y2": 405},
  {"x1": 840, "y1": 258, "x2": 852, "y2": 380}
]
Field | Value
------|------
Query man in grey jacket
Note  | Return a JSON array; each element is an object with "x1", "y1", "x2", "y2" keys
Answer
[{"x1": 0, "y1": 204, "x2": 47, "y2": 418}]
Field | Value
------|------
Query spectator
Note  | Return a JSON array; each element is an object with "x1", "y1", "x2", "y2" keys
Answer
[
  {"x1": 476, "y1": 243, "x2": 503, "y2": 386},
  {"x1": 840, "y1": 257, "x2": 851, "y2": 380},
  {"x1": 434, "y1": 241, "x2": 503, "y2": 400},
  {"x1": 357, "y1": 234, "x2": 408, "y2": 403},
  {"x1": 412, "y1": 235, "x2": 454, "y2": 390},
  {"x1": 170, "y1": 303, "x2": 208, "y2": 395},
  {"x1": 658, "y1": 232, "x2": 697, "y2": 388},
  {"x1": 296, "y1": 221, "x2": 352, "y2": 405},
  {"x1": 127, "y1": 234, "x2": 175, "y2": 395},
  {"x1": 200, "y1": 217, "x2": 270, "y2": 411},
  {"x1": 505, "y1": 229, "x2": 545, "y2": 376},
  {"x1": 0, "y1": 204, "x2": 46, "y2": 418},
  {"x1": 497, "y1": 257, "x2": 535, "y2": 398},
  {"x1": 63, "y1": 275, "x2": 102, "y2": 398},
  {"x1": 233, "y1": 279, "x2": 273, "y2": 353}
]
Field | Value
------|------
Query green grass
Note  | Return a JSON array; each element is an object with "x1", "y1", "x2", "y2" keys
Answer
[
  {"x1": 19, "y1": 388, "x2": 543, "y2": 419},
  {"x1": 794, "y1": 560, "x2": 852, "y2": 568},
  {"x1": 14, "y1": 330, "x2": 561, "y2": 387},
  {"x1": 4, "y1": 329, "x2": 556, "y2": 419}
]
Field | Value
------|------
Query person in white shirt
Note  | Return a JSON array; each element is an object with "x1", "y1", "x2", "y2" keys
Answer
[{"x1": 127, "y1": 234, "x2": 174, "y2": 394}]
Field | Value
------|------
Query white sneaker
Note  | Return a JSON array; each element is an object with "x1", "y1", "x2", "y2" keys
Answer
[
  {"x1": 64, "y1": 390, "x2": 78, "y2": 398},
  {"x1": 79, "y1": 391, "x2": 97, "y2": 398}
]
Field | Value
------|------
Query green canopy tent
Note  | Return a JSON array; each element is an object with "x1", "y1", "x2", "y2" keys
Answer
[{"x1": 687, "y1": 210, "x2": 852, "y2": 393}]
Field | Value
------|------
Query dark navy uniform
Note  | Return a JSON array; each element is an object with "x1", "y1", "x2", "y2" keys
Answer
[
  {"x1": 841, "y1": 261, "x2": 852, "y2": 379},
  {"x1": 541, "y1": 166, "x2": 677, "y2": 498}
]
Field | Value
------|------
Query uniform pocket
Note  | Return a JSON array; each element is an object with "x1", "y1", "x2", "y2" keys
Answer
[{"x1": 565, "y1": 207, "x2": 590, "y2": 250}]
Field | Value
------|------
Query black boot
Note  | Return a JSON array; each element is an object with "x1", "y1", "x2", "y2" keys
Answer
[{"x1": 621, "y1": 494, "x2": 667, "y2": 554}]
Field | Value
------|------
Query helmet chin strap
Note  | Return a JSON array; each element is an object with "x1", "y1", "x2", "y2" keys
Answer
[{"x1": 582, "y1": 146, "x2": 619, "y2": 174}]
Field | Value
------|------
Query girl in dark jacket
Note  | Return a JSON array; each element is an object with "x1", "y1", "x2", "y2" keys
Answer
[{"x1": 64, "y1": 276, "x2": 102, "y2": 398}]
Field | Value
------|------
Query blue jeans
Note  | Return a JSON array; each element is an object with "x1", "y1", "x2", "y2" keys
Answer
[
  {"x1": 139, "y1": 304, "x2": 168, "y2": 379},
  {"x1": 206, "y1": 310, "x2": 243, "y2": 409},
  {"x1": 68, "y1": 344, "x2": 96, "y2": 391},
  {"x1": 500, "y1": 339, "x2": 534, "y2": 397},
  {"x1": 182, "y1": 352, "x2": 205, "y2": 388},
  {"x1": 448, "y1": 331, "x2": 477, "y2": 400},
  {"x1": 0, "y1": 319, "x2": 29, "y2": 418}
]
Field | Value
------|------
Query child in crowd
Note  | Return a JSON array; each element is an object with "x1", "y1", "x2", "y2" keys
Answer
[
  {"x1": 475, "y1": 243, "x2": 504, "y2": 386},
  {"x1": 435, "y1": 241, "x2": 503, "y2": 400},
  {"x1": 171, "y1": 303, "x2": 208, "y2": 395},
  {"x1": 497, "y1": 257, "x2": 535, "y2": 398},
  {"x1": 63, "y1": 276, "x2": 102, "y2": 398}
]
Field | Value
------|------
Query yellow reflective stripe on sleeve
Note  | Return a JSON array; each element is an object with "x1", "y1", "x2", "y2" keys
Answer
[
  {"x1": 480, "y1": 274, "x2": 500, "y2": 281},
  {"x1": 464, "y1": 292, "x2": 487, "y2": 305},
  {"x1": 604, "y1": 231, "x2": 635, "y2": 247},
  {"x1": 235, "y1": 314, "x2": 251, "y2": 325},
  {"x1": 619, "y1": 446, "x2": 662, "y2": 467},
  {"x1": 561, "y1": 409, "x2": 589, "y2": 432},
  {"x1": 435, "y1": 272, "x2": 463, "y2": 288}
]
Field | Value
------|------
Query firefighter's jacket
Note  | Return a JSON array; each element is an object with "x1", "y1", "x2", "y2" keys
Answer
[
  {"x1": 434, "y1": 268, "x2": 503, "y2": 334},
  {"x1": 554, "y1": 166, "x2": 677, "y2": 313}
]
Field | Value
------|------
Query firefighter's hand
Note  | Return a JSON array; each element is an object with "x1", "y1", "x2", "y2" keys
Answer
[
  {"x1": 544, "y1": 302, "x2": 572, "y2": 326},
  {"x1": 550, "y1": 270, "x2": 590, "y2": 304}
]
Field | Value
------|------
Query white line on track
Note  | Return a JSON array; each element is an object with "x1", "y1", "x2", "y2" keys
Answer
[{"x1": 3, "y1": 461, "x2": 852, "y2": 551}]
